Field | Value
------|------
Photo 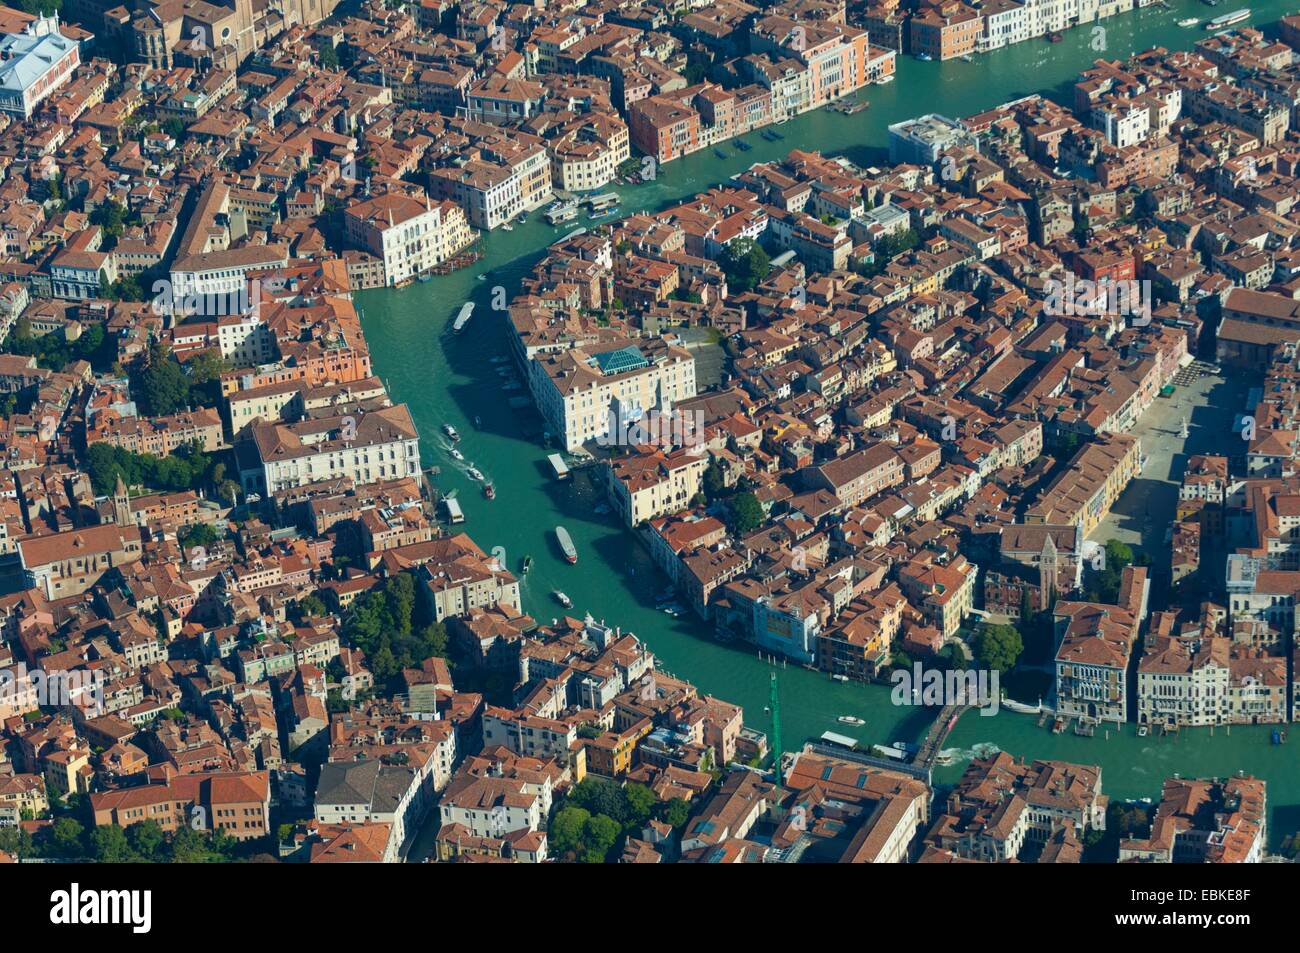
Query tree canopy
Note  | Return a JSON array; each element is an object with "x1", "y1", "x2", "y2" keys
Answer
[
  {"x1": 718, "y1": 238, "x2": 771, "y2": 293},
  {"x1": 973, "y1": 622, "x2": 1023, "y2": 674},
  {"x1": 725, "y1": 491, "x2": 765, "y2": 536},
  {"x1": 84, "y1": 439, "x2": 222, "y2": 497},
  {"x1": 343, "y1": 572, "x2": 447, "y2": 685},
  {"x1": 134, "y1": 342, "x2": 228, "y2": 416}
]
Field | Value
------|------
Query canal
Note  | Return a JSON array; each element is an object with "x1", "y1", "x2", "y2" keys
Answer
[{"x1": 358, "y1": 0, "x2": 1300, "y2": 847}]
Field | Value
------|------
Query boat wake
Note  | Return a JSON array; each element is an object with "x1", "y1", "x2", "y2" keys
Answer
[{"x1": 937, "y1": 741, "x2": 1002, "y2": 765}]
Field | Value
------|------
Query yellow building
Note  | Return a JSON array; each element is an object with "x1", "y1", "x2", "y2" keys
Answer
[
  {"x1": 1025, "y1": 433, "x2": 1141, "y2": 536},
  {"x1": 583, "y1": 718, "x2": 653, "y2": 778}
]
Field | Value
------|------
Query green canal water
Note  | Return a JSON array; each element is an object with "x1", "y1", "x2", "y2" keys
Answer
[{"x1": 359, "y1": 0, "x2": 1300, "y2": 842}]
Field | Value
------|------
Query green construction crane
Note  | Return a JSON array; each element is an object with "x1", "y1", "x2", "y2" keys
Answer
[{"x1": 769, "y1": 670, "x2": 783, "y2": 786}]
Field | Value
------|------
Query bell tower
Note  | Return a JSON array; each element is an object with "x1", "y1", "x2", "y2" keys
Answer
[{"x1": 112, "y1": 473, "x2": 131, "y2": 527}]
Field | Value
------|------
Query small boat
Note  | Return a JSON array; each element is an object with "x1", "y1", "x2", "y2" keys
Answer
[
  {"x1": 476, "y1": 274, "x2": 487, "y2": 281},
  {"x1": 417, "y1": 274, "x2": 432, "y2": 282},
  {"x1": 474, "y1": 416, "x2": 482, "y2": 427},
  {"x1": 838, "y1": 715, "x2": 865, "y2": 726},
  {"x1": 714, "y1": 147, "x2": 729, "y2": 158},
  {"x1": 760, "y1": 129, "x2": 778, "y2": 141},
  {"x1": 448, "y1": 448, "x2": 464, "y2": 461},
  {"x1": 552, "y1": 591, "x2": 572, "y2": 608},
  {"x1": 1178, "y1": 17, "x2": 1200, "y2": 25},
  {"x1": 831, "y1": 674, "x2": 849, "y2": 683},
  {"x1": 466, "y1": 467, "x2": 485, "y2": 482},
  {"x1": 442, "y1": 424, "x2": 460, "y2": 441},
  {"x1": 521, "y1": 555, "x2": 533, "y2": 574},
  {"x1": 775, "y1": 117, "x2": 789, "y2": 125},
  {"x1": 960, "y1": 54, "x2": 973, "y2": 62},
  {"x1": 501, "y1": 223, "x2": 514, "y2": 231},
  {"x1": 452, "y1": 302, "x2": 474, "y2": 333},
  {"x1": 916, "y1": 52, "x2": 933, "y2": 61},
  {"x1": 1046, "y1": 31, "x2": 1064, "y2": 42},
  {"x1": 735, "y1": 139, "x2": 751, "y2": 151},
  {"x1": 483, "y1": 482, "x2": 495, "y2": 499},
  {"x1": 1138, "y1": 725, "x2": 1148, "y2": 737},
  {"x1": 555, "y1": 525, "x2": 577, "y2": 564}
]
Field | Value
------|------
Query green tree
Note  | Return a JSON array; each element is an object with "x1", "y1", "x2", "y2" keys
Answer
[
  {"x1": 343, "y1": 572, "x2": 446, "y2": 685},
  {"x1": 18, "y1": 0, "x2": 62, "y2": 15},
  {"x1": 49, "y1": 817, "x2": 85, "y2": 858},
  {"x1": 1018, "y1": 588, "x2": 1035, "y2": 628},
  {"x1": 624, "y1": 783, "x2": 656, "y2": 830},
  {"x1": 725, "y1": 491, "x2": 764, "y2": 536},
  {"x1": 549, "y1": 806, "x2": 590, "y2": 857},
  {"x1": 138, "y1": 341, "x2": 191, "y2": 416},
  {"x1": 660, "y1": 797, "x2": 690, "y2": 829},
  {"x1": 0, "y1": 825, "x2": 33, "y2": 858},
  {"x1": 568, "y1": 777, "x2": 627, "y2": 825},
  {"x1": 718, "y1": 238, "x2": 771, "y2": 293},
  {"x1": 1084, "y1": 538, "x2": 1138, "y2": 604},
  {"x1": 580, "y1": 814, "x2": 620, "y2": 863},
  {"x1": 974, "y1": 623, "x2": 1023, "y2": 674},
  {"x1": 298, "y1": 594, "x2": 328, "y2": 618},
  {"x1": 128, "y1": 819, "x2": 166, "y2": 860},
  {"x1": 186, "y1": 349, "x2": 230, "y2": 407},
  {"x1": 702, "y1": 458, "x2": 727, "y2": 501},
  {"x1": 90, "y1": 824, "x2": 134, "y2": 862},
  {"x1": 178, "y1": 522, "x2": 219, "y2": 552},
  {"x1": 939, "y1": 641, "x2": 969, "y2": 671},
  {"x1": 91, "y1": 200, "x2": 128, "y2": 246}
]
